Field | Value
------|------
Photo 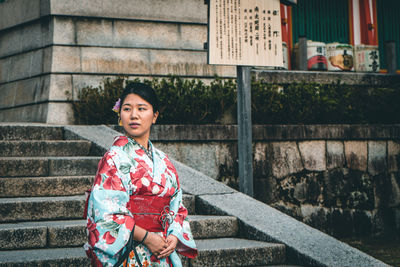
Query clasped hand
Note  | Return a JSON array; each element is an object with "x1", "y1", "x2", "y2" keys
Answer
[{"x1": 143, "y1": 233, "x2": 178, "y2": 259}]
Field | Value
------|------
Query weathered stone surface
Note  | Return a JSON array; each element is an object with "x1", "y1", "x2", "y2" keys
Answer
[
  {"x1": 0, "y1": 102, "x2": 49, "y2": 122},
  {"x1": 253, "y1": 142, "x2": 270, "y2": 177},
  {"x1": 254, "y1": 177, "x2": 278, "y2": 204},
  {"x1": 0, "y1": 176, "x2": 93, "y2": 197},
  {"x1": 52, "y1": 17, "x2": 207, "y2": 51},
  {"x1": 0, "y1": 124, "x2": 63, "y2": 140},
  {"x1": 0, "y1": 0, "x2": 42, "y2": 30},
  {"x1": 154, "y1": 142, "x2": 235, "y2": 180},
  {"x1": 0, "y1": 19, "x2": 50, "y2": 58},
  {"x1": 0, "y1": 47, "x2": 50, "y2": 83},
  {"x1": 388, "y1": 141, "x2": 400, "y2": 172},
  {"x1": 46, "y1": 102, "x2": 75, "y2": 124},
  {"x1": 47, "y1": 221, "x2": 86, "y2": 247},
  {"x1": 388, "y1": 173, "x2": 400, "y2": 208},
  {"x1": 192, "y1": 238, "x2": 285, "y2": 267},
  {"x1": 197, "y1": 193, "x2": 389, "y2": 267},
  {"x1": 0, "y1": 140, "x2": 91, "y2": 157},
  {"x1": 298, "y1": 141, "x2": 326, "y2": 171},
  {"x1": 188, "y1": 215, "x2": 238, "y2": 239},
  {"x1": 48, "y1": 156, "x2": 101, "y2": 176},
  {"x1": 345, "y1": 141, "x2": 367, "y2": 171},
  {"x1": 266, "y1": 142, "x2": 303, "y2": 179},
  {"x1": 0, "y1": 222, "x2": 47, "y2": 250},
  {"x1": 368, "y1": 141, "x2": 387, "y2": 176},
  {"x1": 0, "y1": 157, "x2": 49, "y2": 177},
  {"x1": 0, "y1": 195, "x2": 85, "y2": 222},
  {"x1": 326, "y1": 141, "x2": 345, "y2": 169},
  {"x1": 0, "y1": 247, "x2": 90, "y2": 266},
  {"x1": 49, "y1": 0, "x2": 207, "y2": 24}
]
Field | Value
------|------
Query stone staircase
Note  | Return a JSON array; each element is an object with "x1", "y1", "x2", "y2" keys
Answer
[{"x1": 0, "y1": 124, "x2": 296, "y2": 266}]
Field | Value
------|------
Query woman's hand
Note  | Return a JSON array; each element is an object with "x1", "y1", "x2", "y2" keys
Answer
[
  {"x1": 143, "y1": 232, "x2": 168, "y2": 256},
  {"x1": 157, "y1": 234, "x2": 178, "y2": 259}
]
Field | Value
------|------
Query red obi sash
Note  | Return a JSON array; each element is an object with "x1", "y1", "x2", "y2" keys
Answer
[{"x1": 127, "y1": 195, "x2": 172, "y2": 234}]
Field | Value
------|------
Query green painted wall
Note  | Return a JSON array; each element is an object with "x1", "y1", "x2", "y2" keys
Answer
[
  {"x1": 377, "y1": 0, "x2": 400, "y2": 70},
  {"x1": 292, "y1": 0, "x2": 350, "y2": 45}
]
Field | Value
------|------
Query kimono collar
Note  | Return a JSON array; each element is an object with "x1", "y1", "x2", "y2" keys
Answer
[{"x1": 124, "y1": 136, "x2": 163, "y2": 186}]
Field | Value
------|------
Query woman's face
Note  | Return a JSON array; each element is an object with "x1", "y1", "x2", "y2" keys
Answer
[{"x1": 120, "y1": 93, "x2": 158, "y2": 148}]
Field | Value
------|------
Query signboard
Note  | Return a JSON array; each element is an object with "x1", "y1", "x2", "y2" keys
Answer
[{"x1": 207, "y1": 0, "x2": 283, "y2": 67}]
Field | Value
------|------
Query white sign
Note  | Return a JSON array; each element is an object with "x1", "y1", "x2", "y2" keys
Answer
[{"x1": 208, "y1": 0, "x2": 283, "y2": 67}]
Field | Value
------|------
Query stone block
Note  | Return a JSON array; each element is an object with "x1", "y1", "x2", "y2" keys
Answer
[
  {"x1": 0, "y1": 102, "x2": 48, "y2": 123},
  {"x1": 0, "y1": 247, "x2": 90, "y2": 266},
  {"x1": 300, "y1": 204, "x2": 329, "y2": 232},
  {"x1": 188, "y1": 215, "x2": 238, "y2": 239},
  {"x1": 266, "y1": 142, "x2": 303, "y2": 179},
  {"x1": 368, "y1": 141, "x2": 387, "y2": 176},
  {"x1": 154, "y1": 142, "x2": 234, "y2": 180},
  {"x1": 0, "y1": 0, "x2": 41, "y2": 30},
  {"x1": 51, "y1": 46, "x2": 81, "y2": 73},
  {"x1": 48, "y1": 221, "x2": 86, "y2": 247},
  {"x1": 192, "y1": 238, "x2": 285, "y2": 267},
  {"x1": 0, "y1": 176, "x2": 93, "y2": 198},
  {"x1": 48, "y1": 74, "x2": 73, "y2": 101},
  {"x1": 254, "y1": 177, "x2": 278, "y2": 204},
  {"x1": 388, "y1": 141, "x2": 400, "y2": 172},
  {"x1": 326, "y1": 141, "x2": 345, "y2": 169},
  {"x1": 0, "y1": 21, "x2": 49, "y2": 57},
  {"x1": 0, "y1": 222, "x2": 47, "y2": 250},
  {"x1": 46, "y1": 102, "x2": 75, "y2": 124},
  {"x1": 0, "y1": 48, "x2": 45, "y2": 83},
  {"x1": 389, "y1": 173, "x2": 400, "y2": 208},
  {"x1": 75, "y1": 18, "x2": 114, "y2": 46},
  {"x1": 49, "y1": 0, "x2": 207, "y2": 24},
  {"x1": 0, "y1": 158, "x2": 49, "y2": 177},
  {"x1": 298, "y1": 141, "x2": 326, "y2": 171},
  {"x1": 48, "y1": 157, "x2": 100, "y2": 176},
  {"x1": 52, "y1": 17, "x2": 75, "y2": 45},
  {"x1": 344, "y1": 141, "x2": 367, "y2": 171},
  {"x1": 253, "y1": 142, "x2": 269, "y2": 177},
  {"x1": 0, "y1": 195, "x2": 85, "y2": 222},
  {"x1": 0, "y1": 82, "x2": 17, "y2": 109},
  {"x1": 13, "y1": 76, "x2": 49, "y2": 106}
]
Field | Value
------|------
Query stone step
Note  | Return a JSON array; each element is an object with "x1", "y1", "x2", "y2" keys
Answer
[
  {"x1": 0, "y1": 195, "x2": 86, "y2": 222},
  {"x1": 0, "y1": 238, "x2": 285, "y2": 266},
  {"x1": 0, "y1": 176, "x2": 94, "y2": 197},
  {"x1": 0, "y1": 156, "x2": 101, "y2": 177},
  {"x1": 192, "y1": 238, "x2": 286, "y2": 267},
  {"x1": 0, "y1": 125, "x2": 64, "y2": 140},
  {"x1": 0, "y1": 247, "x2": 90, "y2": 266},
  {"x1": 0, "y1": 140, "x2": 92, "y2": 157},
  {"x1": 0, "y1": 194, "x2": 195, "y2": 223},
  {"x1": 0, "y1": 215, "x2": 238, "y2": 250}
]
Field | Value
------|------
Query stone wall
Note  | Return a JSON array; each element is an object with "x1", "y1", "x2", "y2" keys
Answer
[
  {"x1": 141, "y1": 124, "x2": 400, "y2": 237},
  {"x1": 0, "y1": 0, "x2": 235, "y2": 123}
]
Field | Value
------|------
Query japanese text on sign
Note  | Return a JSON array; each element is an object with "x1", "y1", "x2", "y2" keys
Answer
[{"x1": 208, "y1": 0, "x2": 283, "y2": 66}]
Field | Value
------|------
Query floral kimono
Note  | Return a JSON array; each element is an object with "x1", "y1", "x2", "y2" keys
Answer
[{"x1": 85, "y1": 136, "x2": 198, "y2": 267}]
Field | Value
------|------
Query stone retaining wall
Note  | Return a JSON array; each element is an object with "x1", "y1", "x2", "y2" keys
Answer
[{"x1": 141, "y1": 124, "x2": 400, "y2": 237}]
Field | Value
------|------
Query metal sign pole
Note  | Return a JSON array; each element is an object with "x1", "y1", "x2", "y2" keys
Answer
[{"x1": 237, "y1": 66, "x2": 253, "y2": 197}]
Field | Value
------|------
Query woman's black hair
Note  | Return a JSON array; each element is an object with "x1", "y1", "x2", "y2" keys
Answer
[{"x1": 120, "y1": 82, "x2": 159, "y2": 113}]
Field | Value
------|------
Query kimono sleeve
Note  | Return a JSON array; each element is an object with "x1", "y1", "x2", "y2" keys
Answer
[
  {"x1": 166, "y1": 183, "x2": 198, "y2": 258},
  {"x1": 86, "y1": 150, "x2": 135, "y2": 265}
]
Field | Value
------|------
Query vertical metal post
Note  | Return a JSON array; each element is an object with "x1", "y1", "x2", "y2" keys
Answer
[
  {"x1": 298, "y1": 36, "x2": 308, "y2": 71},
  {"x1": 385, "y1": 41, "x2": 397, "y2": 74},
  {"x1": 236, "y1": 66, "x2": 253, "y2": 197}
]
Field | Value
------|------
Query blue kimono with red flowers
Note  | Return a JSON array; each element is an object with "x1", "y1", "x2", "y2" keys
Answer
[{"x1": 85, "y1": 136, "x2": 197, "y2": 266}]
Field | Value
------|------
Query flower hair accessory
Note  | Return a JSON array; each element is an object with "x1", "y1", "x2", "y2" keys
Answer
[
  {"x1": 112, "y1": 98, "x2": 123, "y2": 126},
  {"x1": 112, "y1": 98, "x2": 121, "y2": 113}
]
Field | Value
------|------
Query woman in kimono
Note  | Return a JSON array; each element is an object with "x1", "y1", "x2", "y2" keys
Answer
[{"x1": 84, "y1": 82, "x2": 198, "y2": 266}]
